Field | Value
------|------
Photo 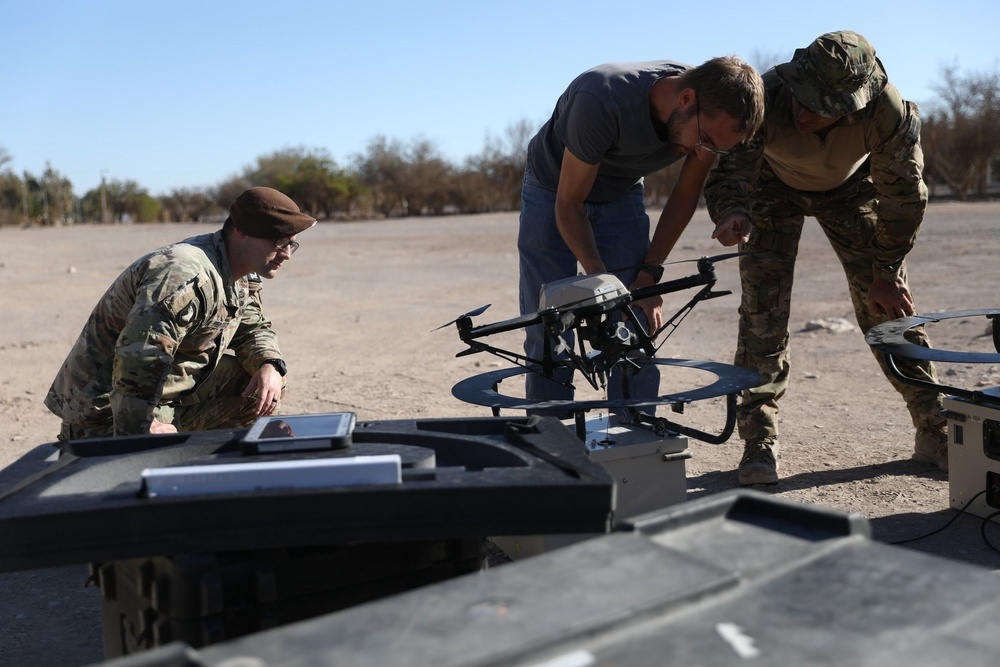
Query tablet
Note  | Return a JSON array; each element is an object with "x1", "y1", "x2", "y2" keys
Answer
[{"x1": 240, "y1": 412, "x2": 356, "y2": 454}]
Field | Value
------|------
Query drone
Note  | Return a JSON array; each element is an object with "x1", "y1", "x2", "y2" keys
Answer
[{"x1": 438, "y1": 253, "x2": 761, "y2": 443}]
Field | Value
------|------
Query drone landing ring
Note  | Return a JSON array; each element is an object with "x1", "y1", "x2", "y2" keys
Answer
[
  {"x1": 865, "y1": 308, "x2": 1000, "y2": 363},
  {"x1": 451, "y1": 358, "x2": 761, "y2": 412}
]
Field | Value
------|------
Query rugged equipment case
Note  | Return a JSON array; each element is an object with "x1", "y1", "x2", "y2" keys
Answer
[
  {"x1": 99, "y1": 490, "x2": 1000, "y2": 667},
  {"x1": 0, "y1": 416, "x2": 615, "y2": 656},
  {"x1": 944, "y1": 394, "x2": 1000, "y2": 521},
  {"x1": 493, "y1": 412, "x2": 689, "y2": 559}
]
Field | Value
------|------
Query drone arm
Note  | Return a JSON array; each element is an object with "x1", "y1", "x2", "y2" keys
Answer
[
  {"x1": 629, "y1": 266, "x2": 716, "y2": 303},
  {"x1": 459, "y1": 312, "x2": 544, "y2": 341},
  {"x1": 647, "y1": 281, "x2": 720, "y2": 344},
  {"x1": 456, "y1": 327, "x2": 588, "y2": 391},
  {"x1": 617, "y1": 305, "x2": 657, "y2": 358},
  {"x1": 628, "y1": 268, "x2": 719, "y2": 349}
]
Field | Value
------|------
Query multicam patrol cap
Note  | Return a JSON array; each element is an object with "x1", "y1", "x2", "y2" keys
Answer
[
  {"x1": 774, "y1": 30, "x2": 888, "y2": 117},
  {"x1": 230, "y1": 187, "x2": 317, "y2": 239}
]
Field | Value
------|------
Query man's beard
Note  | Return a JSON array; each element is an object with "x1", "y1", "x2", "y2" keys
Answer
[{"x1": 665, "y1": 105, "x2": 697, "y2": 155}]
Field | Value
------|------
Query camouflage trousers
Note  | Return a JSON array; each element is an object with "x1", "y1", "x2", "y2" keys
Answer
[
  {"x1": 735, "y1": 170, "x2": 943, "y2": 442},
  {"x1": 58, "y1": 355, "x2": 283, "y2": 441}
]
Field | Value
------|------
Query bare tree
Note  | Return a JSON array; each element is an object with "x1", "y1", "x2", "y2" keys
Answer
[
  {"x1": 160, "y1": 188, "x2": 219, "y2": 222},
  {"x1": 212, "y1": 176, "x2": 253, "y2": 213},
  {"x1": 353, "y1": 136, "x2": 408, "y2": 217},
  {"x1": 0, "y1": 173, "x2": 23, "y2": 227},
  {"x1": 0, "y1": 147, "x2": 21, "y2": 226},
  {"x1": 38, "y1": 163, "x2": 75, "y2": 225},
  {"x1": 923, "y1": 62, "x2": 1000, "y2": 199},
  {"x1": 466, "y1": 118, "x2": 536, "y2": 212},
  {"x1": 401, "y1": 138, "x2": 453, "y2": 216},
  {"x1": 749, "y1": 48, "x2": 790, "y2": 75}
]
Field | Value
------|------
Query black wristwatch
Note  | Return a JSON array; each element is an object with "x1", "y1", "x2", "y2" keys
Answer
[
  {"x1": 637, "y1": 263, "x2": 664, "y2": 282},
  {"x1": 262, "y1": 359, "x2": 287, "y2": 376}
]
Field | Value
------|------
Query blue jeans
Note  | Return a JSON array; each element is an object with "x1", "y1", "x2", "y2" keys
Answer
[{"x1": 517, "y1": 165, "x2": 660, "y2": 410}]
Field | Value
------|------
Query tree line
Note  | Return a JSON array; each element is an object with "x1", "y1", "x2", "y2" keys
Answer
[
  {"x1": 0, "y1": 119, "x2": 537, "y2": 227},
  {"x1": 1, "y1": 64, "x2": 998, "y2": 227}
]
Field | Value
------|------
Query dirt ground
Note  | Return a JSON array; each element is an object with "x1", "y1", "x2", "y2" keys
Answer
[{"x1": 2, "y1": 201, "x2": 1000, "y2": 665}]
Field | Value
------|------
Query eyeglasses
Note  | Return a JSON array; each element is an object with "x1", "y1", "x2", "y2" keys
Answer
[
  {"x1": 695, "y1": 104, "x2": 733, "y2": 157},
  {"x1": 274, "y1": 237, "x2": 300, "y2": 255}
]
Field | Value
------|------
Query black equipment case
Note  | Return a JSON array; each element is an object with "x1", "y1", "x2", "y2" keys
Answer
[
  {"x1": 0, "y1": 416, "x2": 614, "y2": 657},
  {"x1": 97, "y1": 490, "x2": 1000, "y2": 667}
]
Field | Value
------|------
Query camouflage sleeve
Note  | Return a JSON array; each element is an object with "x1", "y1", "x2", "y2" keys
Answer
[
  {"x1": 229, "y1": 275, "x2": 283, "y2": 376},
  {"x1": 704, "y1": 128, "x2": 766, "y2": 223},
  {"x1": 868, "y1": 88, "x2": 928, "y2": 281},
  {"x1": 110, "y1": 276, "x2": 205, "y2": 435}
]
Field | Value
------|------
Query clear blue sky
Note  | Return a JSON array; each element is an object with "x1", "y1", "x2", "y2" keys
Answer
[{"x1": 2, "y1": 0, "x2": 998, "y2": 197}]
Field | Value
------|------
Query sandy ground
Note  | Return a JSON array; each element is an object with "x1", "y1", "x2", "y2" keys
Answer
[{"x1": 2, "y1": 202, "x2": 1000, "y2": 664}]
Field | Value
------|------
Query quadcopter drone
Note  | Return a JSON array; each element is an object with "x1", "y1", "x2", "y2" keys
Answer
[{"x1": 438, "y1": 253, "x2": 761, "y2": 443}]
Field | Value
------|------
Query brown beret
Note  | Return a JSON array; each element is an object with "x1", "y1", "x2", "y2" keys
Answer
[{"x1": 230, "y1": 187, "x2": 317, "y2": 239}]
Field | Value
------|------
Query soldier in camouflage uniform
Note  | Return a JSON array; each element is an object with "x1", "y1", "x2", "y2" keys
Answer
[
  {"x1": 45, "y1": 187, "x2": 316, "y2": 440},
  {"x1": 704, "y1": 30, "x2": 947, "y2": 485}
]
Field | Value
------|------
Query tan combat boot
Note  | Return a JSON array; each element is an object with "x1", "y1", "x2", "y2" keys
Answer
[
  {"x1": 739, "y1": 436, "x2": 779, "y2": 486},
  {"x1": 914, "y1": 426, "x2": 948, "y2": 472}
]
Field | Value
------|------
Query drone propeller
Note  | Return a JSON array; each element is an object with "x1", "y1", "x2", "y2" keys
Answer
[
  {"x1": 609, "y1": 252, "x2": 747, "y2": 284},
  {"x1": 432, "y1": 304, "x2": 491, "y2": 331},
  {"x1": 662, "y1": 251, "x2": 749, "y2": 266}
]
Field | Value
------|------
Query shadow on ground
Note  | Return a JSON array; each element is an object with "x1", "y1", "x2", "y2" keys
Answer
[{"x1": 688, "y1": 458, "x2": 945, "y2": 499}]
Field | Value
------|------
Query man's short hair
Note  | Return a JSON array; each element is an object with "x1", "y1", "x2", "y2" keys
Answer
[{"x1": 679, "y1": 56, "x2": 766, "y2": 138}]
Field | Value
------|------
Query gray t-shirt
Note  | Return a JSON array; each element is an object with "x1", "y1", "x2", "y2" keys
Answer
[{"x1": 526, "y1": 60, "x2": 690, "y2": 202}]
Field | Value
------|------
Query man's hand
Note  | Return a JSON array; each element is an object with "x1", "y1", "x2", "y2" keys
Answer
[
  {"x1": 628, "y1": 271, "x2": 663, "y2": 337},
  {"x1": 712, "y1": 212, "x2": 753, "y2": 247},
  {"x1": 150, "y1": 419, "x2": 178, "y2": 434},
  {"x1": 867, "y1": 274, "x2": 914, "y2": 319},
  {"x1": 243, "y1": 363, "x2": 284, "y2": 417}
]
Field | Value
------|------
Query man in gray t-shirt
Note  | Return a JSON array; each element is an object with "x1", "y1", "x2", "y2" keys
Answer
[{"x1": 518, "y1": 56, "x2": 764, "y2": 409}]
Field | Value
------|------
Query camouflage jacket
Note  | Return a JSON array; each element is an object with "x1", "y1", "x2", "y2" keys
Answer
[
  {"x1": 704, "y1": 69, "x2": 927, "y2": 279},
  {"x1": 45, "y1": 230, "x2": 283, "y2": 435}
]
